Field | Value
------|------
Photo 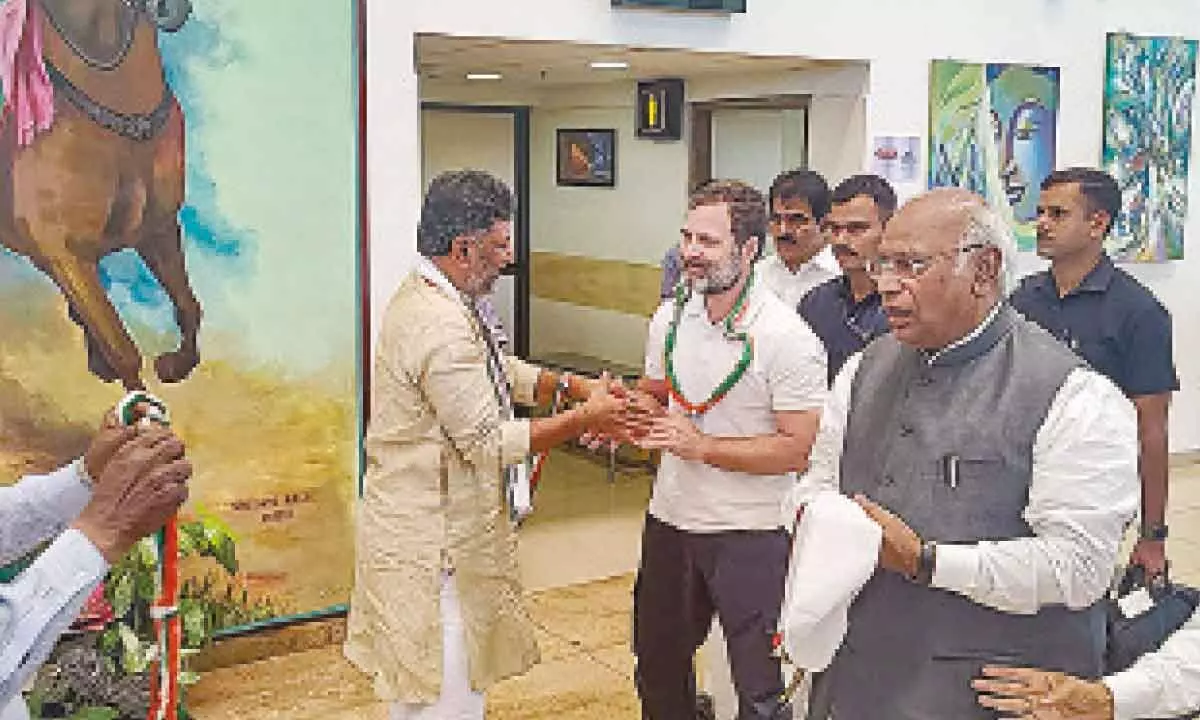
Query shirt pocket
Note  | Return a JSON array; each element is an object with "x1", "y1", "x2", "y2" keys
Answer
[{"x1": 927, "y1": 450, "x2": 1030, "y2": 543}]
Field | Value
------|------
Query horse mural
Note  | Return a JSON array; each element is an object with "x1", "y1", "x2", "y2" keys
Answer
[{"x1": 0, "y1": 0, "x2": 199, "y2": 391}]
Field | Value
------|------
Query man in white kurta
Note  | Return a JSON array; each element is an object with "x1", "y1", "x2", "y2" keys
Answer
[{"x1": 345, "y1": 169, "x2": 625, "y2": 719}]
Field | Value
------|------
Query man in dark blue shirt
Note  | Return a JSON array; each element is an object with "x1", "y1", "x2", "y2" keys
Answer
[
  {"x1": 1010, "y1": 167, "x2": 1179, "y2": 580},
  {"x1": 799, "y1": 174, "x2": 894, "y2": 385}
]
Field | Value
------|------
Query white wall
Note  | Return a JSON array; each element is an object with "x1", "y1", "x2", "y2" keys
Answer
[{"x1": 378, "y1": 0, "x2": 1200, "y2": 451}]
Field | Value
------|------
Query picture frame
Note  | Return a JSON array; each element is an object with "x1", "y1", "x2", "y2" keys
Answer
[{"x1": 556, "y1": 128, "x2": 617, "y2": 187}]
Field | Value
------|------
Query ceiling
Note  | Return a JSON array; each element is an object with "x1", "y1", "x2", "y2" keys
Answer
[{"x1": 415, "y1": 34, "x2": 846, "y2": 88}]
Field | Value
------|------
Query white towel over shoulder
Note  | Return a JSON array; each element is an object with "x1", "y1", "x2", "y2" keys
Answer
[{"x1": 780, "y1": 490, "x2": 881, "y2": 672}]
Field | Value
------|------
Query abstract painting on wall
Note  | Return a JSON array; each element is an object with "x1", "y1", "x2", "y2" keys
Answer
[
  {"x1": 0, "y1": 0, "x2": 361, "y2": 629},
  {"x1": 929, "y1": 60, "x2": 1060, "y2": 251},
  {"x1": 1102, "y1": 32, "x2": 1197, "y2": 262}
]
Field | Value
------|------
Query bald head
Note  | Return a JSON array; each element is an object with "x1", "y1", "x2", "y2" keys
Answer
[{"x1": 875, "y1": 188, "x2": 1010, "y2": 350}]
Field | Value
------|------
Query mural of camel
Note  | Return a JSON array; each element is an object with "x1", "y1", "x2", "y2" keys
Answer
[{"x1": 0, "y1": 0, "x2": 199, "y2": 391}]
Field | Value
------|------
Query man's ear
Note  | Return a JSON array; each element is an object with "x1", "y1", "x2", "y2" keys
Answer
[
  {"x1": 973, "y1": 246, "x2": 1002, "y2": 294},
  {"x1": 449, "y1": 236, "x2": 471, "y2": 263},
  {"x1": 1090, "y1": 210, "x2": 1113, "y2": 241},
  {"x1": 743, "y1": 235, "x2": 762, "y2": 263}
]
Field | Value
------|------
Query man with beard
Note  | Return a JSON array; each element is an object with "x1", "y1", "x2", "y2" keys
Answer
[
  {"x1": 759, "y1": 169, "x2": 840, "y2": 310},
  {"x1": 344, "y1": 170, "x2": 627, "y2": 720},
  {"x1": 800, "y1": 174, "x2": 894, "y2": 386},
  {"x1": 1010, "y1": 168, "x2": 1178, "y2": 582},
  {"x1": 626, "y1": 180, "x2": 827, "y2": 720}
]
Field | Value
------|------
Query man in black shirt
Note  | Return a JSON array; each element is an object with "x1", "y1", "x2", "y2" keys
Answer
[
  {"x1": 799, "y1": 175, "x2": 894, "y2": 385},
  {"x1": 1010, "y1": 167, "x2": 1179, "y2": 580}
]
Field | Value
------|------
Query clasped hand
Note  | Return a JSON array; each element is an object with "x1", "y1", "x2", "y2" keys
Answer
[{"x1": 575, "y1": 380, "x2": 708, "y2": 461}]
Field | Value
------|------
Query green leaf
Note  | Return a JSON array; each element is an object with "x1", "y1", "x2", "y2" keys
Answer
[
  {"x1": 98, "y1": 627, "x2": 122, "y2": 658},
  {"x1": 181, "y1": 599, "x2": 208, "y2": 648},
  {"x1": 179, "y1": 671, "x2": 201, "y2": 686},
  {"x1": 209, "y1": 534, "x2": 238, "y2": 576},
  {"x1": 109, "y1": 571, "x2": 134, "y2": 618},
  {"x1": 117, "y1": 623, "x2": 152, "y2": 674}
]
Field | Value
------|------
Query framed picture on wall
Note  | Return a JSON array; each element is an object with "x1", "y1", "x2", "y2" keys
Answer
[{"x1": 556, "y1": 129, "x2": 617, "y2": 187}]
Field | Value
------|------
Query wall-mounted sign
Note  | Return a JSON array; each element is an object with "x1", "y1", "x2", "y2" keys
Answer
[
  {"x1": 612, "y1": 0, "x2": 746, "y2": 12},
  {"x1": 636, "y1": 78, "x2": 685, "y2": 141}
]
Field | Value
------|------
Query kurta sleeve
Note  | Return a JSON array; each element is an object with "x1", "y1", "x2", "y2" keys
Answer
[
  {"x1": 422, "y1": 324, "x2": 530, "y2": 470},
  {"x1": 502, "y1": 356, "x2": 543, "y2": 408}
]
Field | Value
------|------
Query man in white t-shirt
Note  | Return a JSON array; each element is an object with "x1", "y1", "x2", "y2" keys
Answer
[
  {"x1": 625, "y1": 180, "x2": 827, "y2": 720},
  {"x1": 757, "y1": 169, "x2": 841, "y2": 311}
]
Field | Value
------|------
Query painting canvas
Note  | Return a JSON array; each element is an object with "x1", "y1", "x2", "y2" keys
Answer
[
  {"x1": 557, "y1": 128, "x2": 616, "y2": 187},
  {"x1": 0, "y1": 0, "x2": 361, "y2": 628},
  {"x1": 929, "y1": 60, "x2": 1060, "y2": 251},
  {"x1": 1102, "y1": 32, "x2": 1197, "y2": 262},
  {"x1": 872, "y1": 135, "x2": 921, "y2": 183}
]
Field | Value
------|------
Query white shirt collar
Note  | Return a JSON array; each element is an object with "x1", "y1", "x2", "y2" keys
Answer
[
  {"x1": 417, "y1": 256, "x2": 467, "y2": 306},
  {"x1": 928, "y1": 301, "x2": 1003, "y2": 364}
]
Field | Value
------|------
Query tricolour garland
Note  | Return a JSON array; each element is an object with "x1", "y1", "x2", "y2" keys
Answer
[
  {"x1": 663, "y1": 274, "x2": 755, "y2": 415},
  {"x1": 116, "y1": 391, "x2": 180, "y2": 720}
]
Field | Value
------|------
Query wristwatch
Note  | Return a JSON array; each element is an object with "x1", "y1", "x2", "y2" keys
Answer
[
  {"x1": 914, "y1": 540, "x2": 937, "y2": 586},
  {"x1": 1140, "y1": 523, "x2": 1169, "y2": 542}
]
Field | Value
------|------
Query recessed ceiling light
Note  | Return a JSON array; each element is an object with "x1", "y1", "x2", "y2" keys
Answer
[
  {"x1": 589, "y1": 61, "x2": 629, "y2": 70},
  {"x1": 465, "y1": 72, "x2": 502, "y2": 80}
]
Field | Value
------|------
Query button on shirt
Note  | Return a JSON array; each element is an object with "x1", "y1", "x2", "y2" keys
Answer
[
  {"x1": 794, "y1": 308, "x2": 1139, "y2": 616},
  {"x1": 758, "y1": 250, "x2": 840, "y2": 311},
  {"x1": 1010, "y1": 254, "x2": 1179, "y2": 397},
  {"x1": 644, "y1": 278, "x2": 827, "y2": 532},
  {"x1": 799, "y1": 276, "x2": 890, "y2": 386}
]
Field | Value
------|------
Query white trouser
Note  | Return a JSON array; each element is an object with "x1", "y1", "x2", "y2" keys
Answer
[
  {"x1": 390, "y1": 573, "x2": 484, "y2": 720},
  {"x1": 0, "y1": 697, "x2": 30, "y2": 720}
]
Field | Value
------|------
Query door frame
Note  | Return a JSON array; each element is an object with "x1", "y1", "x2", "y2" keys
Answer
[
  {"x1": 420, "y1": 102, "x2": 532, "y2": 359},
  {"x1": 688, "y1": 94, "x2": 812, "y2": 190}
]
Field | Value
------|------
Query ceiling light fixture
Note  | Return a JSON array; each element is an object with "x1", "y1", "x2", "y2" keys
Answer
[
  {"x1": 465, "y1": 72, "x2": 502, "y2": 80},
  {"x1": 589, "y1": 61, "x2": 629, "y2": 70}
]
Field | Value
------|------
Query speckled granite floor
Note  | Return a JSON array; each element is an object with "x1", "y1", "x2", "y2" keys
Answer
[{"x1": 187, "y1": 459, "x2": 1200, "y2": 719}]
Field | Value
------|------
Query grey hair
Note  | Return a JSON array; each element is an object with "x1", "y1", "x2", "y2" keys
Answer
[{"x1": 955, "y1": 201, "x2": 1016, "y2": 294}]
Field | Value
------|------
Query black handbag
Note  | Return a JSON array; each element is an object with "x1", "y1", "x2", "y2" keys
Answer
[{"x1": 1105, "y1": 564, "x2": 1200, "y2": 674}]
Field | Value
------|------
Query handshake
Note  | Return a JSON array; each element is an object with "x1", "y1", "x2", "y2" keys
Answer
[
  {"x1": 570, "y1": 376, "x2": 710, "y2": 462},
  {"x1": 70, "y1": 405, "x2": 193, "y2": 565}
]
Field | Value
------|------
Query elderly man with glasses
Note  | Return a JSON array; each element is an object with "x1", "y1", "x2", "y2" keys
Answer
[{"x1": 791, "y1": 187, "x2": 1140, "y2": 719}]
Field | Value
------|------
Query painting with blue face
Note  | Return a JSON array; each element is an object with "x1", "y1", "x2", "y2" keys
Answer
[
  {"x1": 929, "y1": 60, "x2": 1060, "y2": 250},
  {"x1": 987, "y1": 65, "x2": 1059, "y2": 223}
]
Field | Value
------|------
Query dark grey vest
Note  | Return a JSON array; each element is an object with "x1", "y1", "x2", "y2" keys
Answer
[{"x1": 828, "y1": 305, "x2": 1106, "y2": 720}]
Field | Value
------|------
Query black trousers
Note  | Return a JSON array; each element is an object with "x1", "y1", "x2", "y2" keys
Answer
[{"x1": 633, "y1": 513, "x2": 791, "y2": 720}]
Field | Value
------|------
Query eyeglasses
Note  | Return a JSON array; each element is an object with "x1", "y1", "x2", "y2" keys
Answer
[{"x1": 865, "y1": 243, "x2": 986, "y2": 280}]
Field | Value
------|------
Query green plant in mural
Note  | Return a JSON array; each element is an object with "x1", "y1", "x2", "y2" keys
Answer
[{"x1": 23, "y1": 509, "x2": 281, "y2": 720}]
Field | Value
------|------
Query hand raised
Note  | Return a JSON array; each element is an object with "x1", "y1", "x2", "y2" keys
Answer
[
  {"x1": 617, "y1": 389, "x2": 667, "y2": 441},
  {"x1": 72, "y1": 426, "x2": 192, "y2": 563},
  {"x1": 635, "y1": 410, "x2": 709, "y2": 462}
]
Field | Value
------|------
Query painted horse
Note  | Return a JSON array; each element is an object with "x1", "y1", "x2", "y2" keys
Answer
[{"x1": 0, "y1": 0, "x2": 199, "y2": 391}]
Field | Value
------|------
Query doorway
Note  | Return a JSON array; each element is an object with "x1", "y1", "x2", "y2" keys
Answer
[
  {"x1": 419, "y1": 103, "x2": 532, "y2": 357},
  {"x1": 689, "y1": 95, "x2": 811, "y2": 191}
]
